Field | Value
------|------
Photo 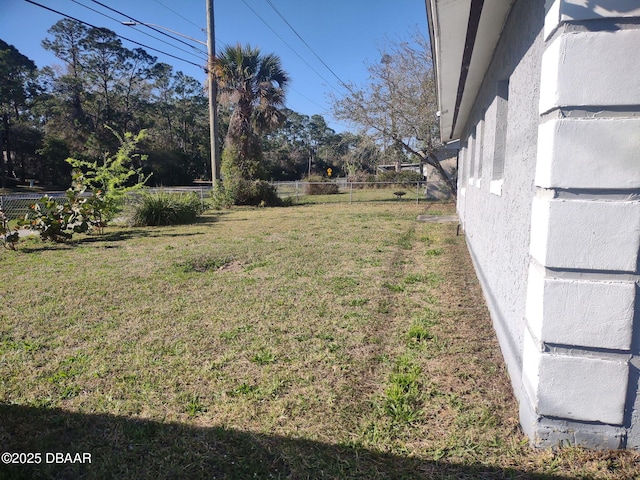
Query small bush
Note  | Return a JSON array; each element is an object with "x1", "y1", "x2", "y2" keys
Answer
[
  {"x1": 19, "y1": 188, "x2": 93, "y2": 243},
  {"x1": 377, "y1": 170, "x2": 424, "y2": 185},
  {"x1": 130, "y1": 192, "x2": 204, "y2": 226},
  {"x1": 211, "y1": 183, "x2": 236, "y2": 209},
  {"x1": 347, "y1": 171, "x2": 376, "y2": 189},
  {"x1": 305, "y1": 175, "x2": 339, "y2": 195},
  {"x1": 213, "y1": 179, "x2": 282, "y2": 208},
  {"x1": 235, "y1": 180, "x2": 282, "y2": 206}
]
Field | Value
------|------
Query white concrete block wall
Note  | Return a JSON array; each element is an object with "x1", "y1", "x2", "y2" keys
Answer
[
  {"x1": 539, "y1": 30, "x2": 640, "y2": 114},
  {"x1": 536, "y1": 118, "x2": 640, "y2": 189},
  {"x1": 526, "y1": 265, "x2": 636, "y2": 350},
  {"x1": 529, "y1": 197, "x2": 640, "y2": 272},
  {"x1": 520, "y1": 0, "x2": 640, "y2": 448},
  {"x1": 524, "y1": 329, "x2": 629, "y2": 425},
  {"x1": 544, "y1": 0, "x2": 640, "y2": 39}
]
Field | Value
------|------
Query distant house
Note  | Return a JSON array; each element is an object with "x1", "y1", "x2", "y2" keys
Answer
[
  {"x1": 426, "y1": 1, "x2": 640, "y2": 449},
  {"x1": 377, "y1": 163, "x2": 424, "y2": 175}
]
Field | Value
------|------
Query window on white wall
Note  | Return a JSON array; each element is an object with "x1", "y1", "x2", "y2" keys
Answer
[
  {"x1": 476, "y1": 113, "x2": 485, "y2": 187},
  {"x1": 468, "y1": 128, "x2": 476, "y2": 185},
  {"x1": 458, "y1": 144, "x2": 467, "y2": 194},
  {"x1": 491, "y1": 80, "x2": 509, "y2": 195}
]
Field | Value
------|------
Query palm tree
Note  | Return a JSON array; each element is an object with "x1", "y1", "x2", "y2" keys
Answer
[{"x1": 213, "y1": 43, "x2": 289, "y2": 180}]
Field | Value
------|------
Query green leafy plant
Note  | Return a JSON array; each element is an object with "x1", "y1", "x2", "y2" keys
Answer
[
  {"x1": 66, "y1": 127, "x2": 150, "y2": 224},
  {"x1": 183, "y1": 394, "x2": 206, "y2": 417},
  {"x1": 382, "y1": 356, "x2": 423, "y2": 424},
  {"x1": 214, "y1": 143, "x2": 283, "y2": 208},
  {"x1": 251, "y1": 348, "x2": 276, "y2": 365},
  {"x1": 229, "y1": 382, "x2": 259, "y2": 397},
  {"x1": 213, "y1": 177, "x2": 282, "y2": 208},
  {"x1": 19, "y1": 179, "x2": 93, "y2": 243},
  {"x1": 407, "y1": 323, "x2": 433, "y2": 343},
  {"x1": 0, "y1": 209, "x2": 19, "y2": 249}
]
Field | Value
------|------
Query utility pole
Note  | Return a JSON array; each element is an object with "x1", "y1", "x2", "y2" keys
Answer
[{"x1": 207, "y1": 0, "x2": 220, "y2": 189}]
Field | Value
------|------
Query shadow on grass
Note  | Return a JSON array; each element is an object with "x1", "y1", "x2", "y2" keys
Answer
[
  {"x1": 16, "y1": 230, "x2": 150, "y2": 253},
  {"x1": 16, "y1": 218, "x2": 219, "y2": 251},
  {"x1": 79, "y1": 229, "x2": 151, "y2": 243},
  {"x1": 0, "y1": 404, "x2": 571, "y2": 480}
]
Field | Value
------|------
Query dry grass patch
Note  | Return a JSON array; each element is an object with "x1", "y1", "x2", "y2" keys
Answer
[{"x1": 0, "y1": 202, "x2": 639, "y2": 479}]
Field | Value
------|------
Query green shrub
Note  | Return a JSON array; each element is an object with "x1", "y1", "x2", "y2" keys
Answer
[
  {"x1": 213, "y1": 179, "x2": 282, "y2": 208},
  {"x1": 377, "y1": 170, "x2": 424, "y2": 185},
  {"x1": 216, "y1": 143, "x2": 283, "y2": 207},
  {"x1": 234, "y1": 179, "x2": 282, "y2": 206},
  {"x1": 347, "y1": 171, "x2": 376, "y2": 189},
  {"x1": 19, "y1": 182, "x2": 94, "y2": 242},
  {"x1": 305, "y1": 175, "x2": 339, "y2": 195},
  {"x1": 130, "y1": 192, "x2": 204, "y2": 226},
  {"x1": 211, "y1": 183, "x2": 235, "y2": 209},
  {"x1": 66, "y1": 128, "x2": 150, "y2": 225}
]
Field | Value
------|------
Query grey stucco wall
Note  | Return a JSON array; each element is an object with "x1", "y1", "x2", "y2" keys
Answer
[{"x1": 457, "y1": 0, "x2": 545, "y2": 401}]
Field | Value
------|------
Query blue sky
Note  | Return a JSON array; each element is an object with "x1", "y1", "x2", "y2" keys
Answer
[{"x1": 0, "y1": 0, "x2": 429, "y2": 132}]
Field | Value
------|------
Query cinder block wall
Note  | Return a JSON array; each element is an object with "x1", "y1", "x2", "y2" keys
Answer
[
  {"x1": 521, "y1": 0, "x2": 640, "y2": 448},
  {"x1": 457, "y1": 0, "x2": 640, "y2": 448}
]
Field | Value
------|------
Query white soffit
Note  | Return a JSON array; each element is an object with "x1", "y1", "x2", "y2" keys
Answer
[{"x1": 427, "y1": 0, "x2": 514, "y2": 141}]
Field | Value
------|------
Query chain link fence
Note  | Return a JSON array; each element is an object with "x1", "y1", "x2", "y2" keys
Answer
[
  {"x1": 271, "y1": 180, "x2": 453, "y2": 204},
  {"x1": 0, "y1": 187, "x2": 212, "y2": 221},
  {"x1": 0, "y1": 192, "x2": 72, "y2": 221},
  {"x1": 0, "y1": 181, "x2": 452, "y2": 220}
]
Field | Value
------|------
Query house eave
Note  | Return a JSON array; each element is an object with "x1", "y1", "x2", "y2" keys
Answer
[{"x1": 426, "y1": 0, "x2": 515, "y2": 142}]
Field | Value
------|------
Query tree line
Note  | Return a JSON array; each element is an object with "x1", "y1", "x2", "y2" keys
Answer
[
  {"x1": 2, "y1": 19, "x2": 452, "y2": 201},
  {"x1": 0, "y1": 19, "x2": 384, "y2": 191}
]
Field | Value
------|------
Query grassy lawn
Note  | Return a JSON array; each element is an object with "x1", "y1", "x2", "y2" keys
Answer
[
  {"x1": 274, "y1": 182, "x2": 444, "y2": 205},
  {"x1": 1, "y1": 201, "x2": 639, "y2": 479}
]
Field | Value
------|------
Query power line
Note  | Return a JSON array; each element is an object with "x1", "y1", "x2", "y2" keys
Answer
[
  {"x1": 287, "y1": 86, "x2": 326, "y2": 110},
  {"x1": 263, "y1": 0, "x2": 348, "y2": 90},
  {"x1": 88, "y1": 0, "x2": 206, "y2": 53},
  {"x1": 152, "y1": 0, "x2": 204, "y2": 31},
  {"x1": 23, "y1": 0, "x2": 206, "y2": 70},
  {"x1": 240, "y1": 0, "x2": 340, "y2": 94},
  {"x1": 150, "y1": 0, "x2": 225, "y2": 52},
  {"x1": 69, "y1": 0, "x2": 207, "y2": 61}
]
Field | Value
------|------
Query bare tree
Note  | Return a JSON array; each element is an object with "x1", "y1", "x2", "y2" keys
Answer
[{"x1": 332, "y1": 33, "x2": 456, "y2": 197}]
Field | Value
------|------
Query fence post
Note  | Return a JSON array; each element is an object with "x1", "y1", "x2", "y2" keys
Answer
[
  {"x1": 349, "y1": 182, "x2": 353, "y2": 204},
  {"x1": 416, "y1": 182, "x2": 420, "y2": 205}
]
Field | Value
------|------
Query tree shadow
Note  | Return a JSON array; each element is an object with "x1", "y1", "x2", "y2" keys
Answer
[
  {"x1": 16, "y1": 230, "x2": 150, "y2": 252},
  {"x1": 78, "y1": 229, "x2": 151, "y2": 243},
  {"x1": 562, "y1": 0, "x2": 640, "y2": 21},
  {"x1": 16, "y1": 218, "x2": 220, "y2": 251},
  {"x1": 0, "y1": 404, "x2": 572, "y2": 480}
]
